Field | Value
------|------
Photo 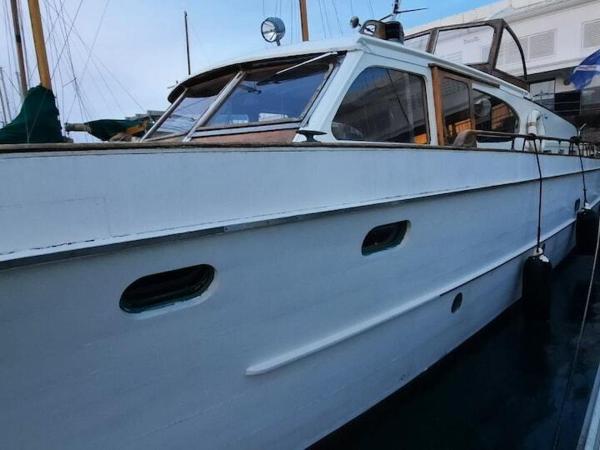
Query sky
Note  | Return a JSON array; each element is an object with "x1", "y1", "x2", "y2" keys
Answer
[{"x1": 0, "y1": 0, "x2": 499, "y2": 138}]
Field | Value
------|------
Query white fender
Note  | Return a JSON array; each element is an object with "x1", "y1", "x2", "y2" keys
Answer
[{"x1": 526, "y1": 110, "x2": 546, "y2": 152}]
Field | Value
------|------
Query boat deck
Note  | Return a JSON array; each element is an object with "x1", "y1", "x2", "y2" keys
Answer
[{"x1": 313, "y1": 252, "x2": 600, "y2": 450}]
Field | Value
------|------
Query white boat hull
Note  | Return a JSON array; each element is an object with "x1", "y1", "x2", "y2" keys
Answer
[{"x1": 1, "y1": 145, "x2": 599, "y2": 449}]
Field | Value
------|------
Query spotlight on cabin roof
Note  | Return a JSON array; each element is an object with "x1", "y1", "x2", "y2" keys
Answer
[{"x1": 261, "y1": 17, "x2": 286, "y2": 46}]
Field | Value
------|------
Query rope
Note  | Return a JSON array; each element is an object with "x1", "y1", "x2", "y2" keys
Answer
[
  {"x1": 532, "y1": 136, "x2": 544, "y2": 250},
  {"x1": 578, "y1": 142, "x2": 589, "y2": 205},
  {"x1": 551, "y1": 213, "x2": 600, "y2": 449}
]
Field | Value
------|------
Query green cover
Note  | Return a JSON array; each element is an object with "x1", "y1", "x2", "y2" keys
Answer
[
  {"x1": 84, "y1": 118, "x2": 149, "y2": 141},
  {"x1": 0, "y1": 85, "x2": 63, "y2": 144}
]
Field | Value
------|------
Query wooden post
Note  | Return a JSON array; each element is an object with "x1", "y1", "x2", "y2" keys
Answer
[
  {"x1": 10, "y1": 0, "x2": 28, "y2": 98},
  {"x1": 184, "y1": 11, "x2": 191, "y2": 76},
  {"x1": 27, "y1": 0, "x2": 52, "y2": 90},
  {"x1": 299, "y1": 0, "x2": 309, "y2": 41}
]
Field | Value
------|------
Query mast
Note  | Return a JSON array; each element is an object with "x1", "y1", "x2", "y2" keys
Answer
[
  {"x1": 0, "y1": 68, "x2": 9, "y2": 125},
  {"x1": 10, "y1": 0, "x2": 28, "y2": 97},
  {"x1": 299, "y1": 0, "x2": 309, "y2": 41},
  {"x1": 27, "y1": 0, "x2": 52, "y2": 90},
  {"x1": 184, "y1": 11, "x2": 191, "y2": 76}
]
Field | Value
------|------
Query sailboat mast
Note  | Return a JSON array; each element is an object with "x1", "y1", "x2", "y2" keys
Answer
[
  {"x1": 27, "y1": 0, "x2": 52, "y2": 90},
  {"x1": 0, "y1": 68, "x2": 9, "y2": 125},
  {"x1": 10, "y1": 0, "x2": 28, "y2": 97},
  {"x1": 184, "y1": 11, "x2": 191, "y2": 76},
  {"x1": 299, "y1": 0, "x2": 309, "y2": 41}
]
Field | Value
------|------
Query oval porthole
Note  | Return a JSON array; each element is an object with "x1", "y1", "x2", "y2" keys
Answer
[
  {"x1": 362, "y1": 220, "x2": 409, "y2": 255},
  {"x1": 451, "y1": 293, "x2": 463, "y2": 313},
  {"x1": 120, "y1": 264, "x2": 215, "y2": 313}
]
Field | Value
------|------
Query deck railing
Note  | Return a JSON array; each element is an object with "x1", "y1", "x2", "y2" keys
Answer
[{"x1": 454, "y1": 130, "x2": 600, "y2": 158}]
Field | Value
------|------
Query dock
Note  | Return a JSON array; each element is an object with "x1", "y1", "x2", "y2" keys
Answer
[{"x1": 579, "y1": 362, "x2": 600, "y2": 449}]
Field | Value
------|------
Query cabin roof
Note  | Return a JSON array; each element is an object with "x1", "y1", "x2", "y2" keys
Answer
[{"x1": 168, "y1": 33, "x2": 530, "y2": 103}]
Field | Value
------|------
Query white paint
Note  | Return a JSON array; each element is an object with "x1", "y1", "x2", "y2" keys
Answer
[{"x1": 1, "y1": 32, "x2": 599, "y2": 450}]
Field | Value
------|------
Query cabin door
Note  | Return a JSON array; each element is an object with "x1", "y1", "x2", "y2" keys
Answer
[{"x1": 431, "y1": 67, "x2": 475, "y2": 146}]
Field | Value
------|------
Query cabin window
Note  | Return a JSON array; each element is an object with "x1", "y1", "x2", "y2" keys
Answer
[
  {"x1": 440, "y1": 77, "x2": 472, "y2": 144},
  {"x1": 434, "y1": 67, "x2": 521, "y2": 145},
  {"x1": 332, "y1": 67, "x2": 429, "y2": 144},
  {"x1": 473, "y1": 90, "x2": 519, "y2": 135},
  {"x1": 203, "y1": 63, "x2": 330, "y2": 128}
]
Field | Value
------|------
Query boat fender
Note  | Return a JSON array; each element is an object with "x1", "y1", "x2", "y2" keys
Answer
[
  {"x1": 522, "y1": 249, "x2": 552, "y2": 319},
  {"x1": 576, "y1": 207, "x2": 600, "y2": 255},
  {"x1": 526, "y1": 110, "x2": 546, "y2": 152}
]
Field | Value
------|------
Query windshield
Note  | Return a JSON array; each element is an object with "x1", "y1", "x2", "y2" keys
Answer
[
  {"x1": 152, "y1": 74, "x2": 233, "y2": 138},
  {"x1": 435, "y1": 25, "x2": 495, "y2": 65},
  {"x1": 404, "y1": 34, "x2": 430, "y2": 52},
  {"x1": 146, "y1": 57, "x2": 333, "y2": 140},
  {"x1": 204, "y1": 63, "x2": 329, "y2": 128}
]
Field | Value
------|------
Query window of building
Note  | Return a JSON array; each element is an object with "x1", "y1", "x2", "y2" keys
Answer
[
  {"x1": 440, "y1": 77, "x2": 472, "y2": 144},
  {"x1": 528, "y1": 30, "x2": 556, "y2": 60},
  {"x1": 332, "y1": 67, "x2": 429, "y2": 144},
  {"x1": 473, "y1": 90, "x2": 519, "y2": 134},
  {"x1": 582, "y1": 19, "x2": 600, "y2": 48}
]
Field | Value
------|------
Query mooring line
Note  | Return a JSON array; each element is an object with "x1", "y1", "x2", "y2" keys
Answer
[{"x1": 552, "y1": 215, "x2": 600, "y2": 449}]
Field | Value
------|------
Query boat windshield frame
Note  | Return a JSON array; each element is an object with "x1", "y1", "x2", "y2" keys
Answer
[
  {"x1": 143, "y1": 53, "x2": 341, "y2": 142},
  {"x1": 404, "y1": 19, "x2": 528, "y2": 90}
]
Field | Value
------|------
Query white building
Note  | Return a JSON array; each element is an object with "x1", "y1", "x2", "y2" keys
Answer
[{"x1": 409, "y1": 0, "x2": 600, "y2": 136}]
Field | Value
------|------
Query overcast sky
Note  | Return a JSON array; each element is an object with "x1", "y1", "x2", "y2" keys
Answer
[{"x1": 0, "y1": 0, "x2": 497, "y2": 137}]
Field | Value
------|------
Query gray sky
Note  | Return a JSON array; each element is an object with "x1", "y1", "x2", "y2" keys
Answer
[{"x1": 0, "y1": 0, "x2": 497, "y2": 139}]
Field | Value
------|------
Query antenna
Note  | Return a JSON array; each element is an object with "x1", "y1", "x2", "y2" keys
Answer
[{"x1": 381, "y1": 0, "x2": 427, "y2": 22}]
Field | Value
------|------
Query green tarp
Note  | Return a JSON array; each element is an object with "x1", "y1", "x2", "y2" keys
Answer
[
  {"x1": 83, "y1": 118, "x2": 149, "y2": 141},
  {"x1": 0, "y1": 85, "x2": 63, "y2": 145}
]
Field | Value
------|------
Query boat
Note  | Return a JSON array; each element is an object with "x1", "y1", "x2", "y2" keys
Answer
[{"x1": 2, "y1": 3, "x2": 600, "y2": 449}]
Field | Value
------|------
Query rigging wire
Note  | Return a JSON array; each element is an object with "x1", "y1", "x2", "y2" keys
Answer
[
  {"x1": 316, "y1": 0, "x2": 328, "y2": 39},
  {"x1": 45, "y1": 0, "x2": 145, "y2": 118},
  {"x1": 367, "y1": 0, "x2": 375, "y2": 17},
  {"x1": 330, "y1": 0, "x2": 343, "y2": 37},
  {"x1": 322, "y1": 0, "x2": 332, "y2": 38},
  {"x1": 50, "y1": 0, "x2": 84, "y2": 79},
  {"x1": 63, "y1": 0, "x2": 111, "y2": 121}
]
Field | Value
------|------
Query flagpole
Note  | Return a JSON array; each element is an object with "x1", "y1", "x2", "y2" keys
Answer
[{"x1": 27, "y1": 0, "x2": 52, "y2": 90}]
